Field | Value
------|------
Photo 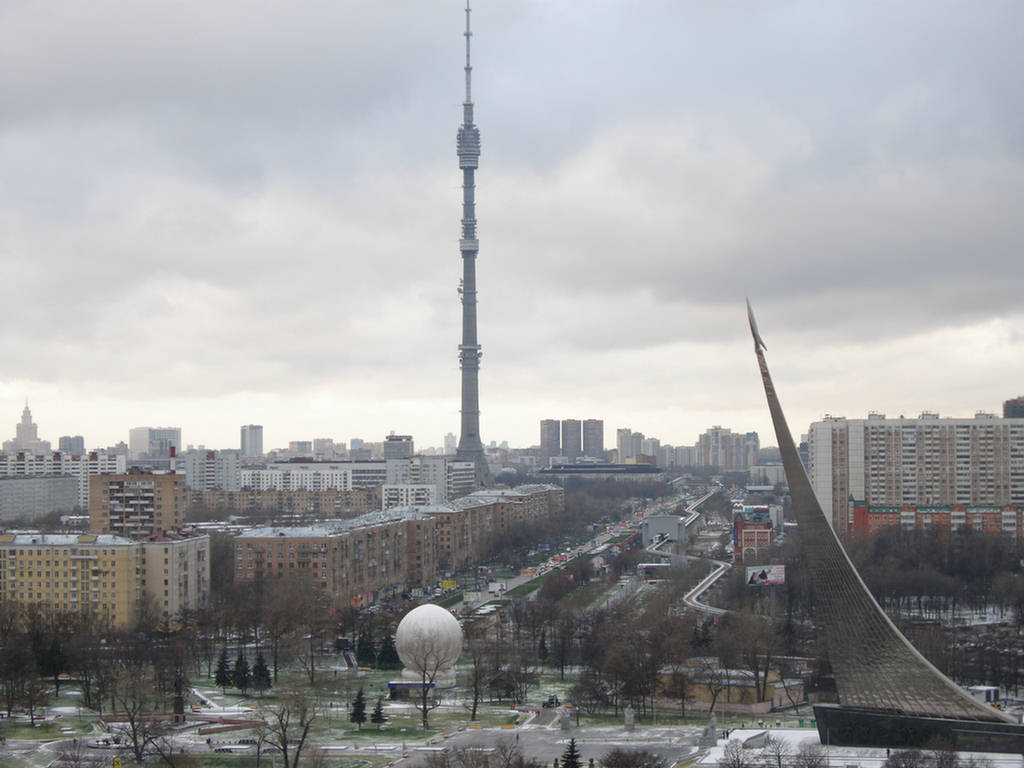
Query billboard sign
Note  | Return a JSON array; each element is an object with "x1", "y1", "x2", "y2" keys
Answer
[{"x1": 746, "y1": 565, "x2": 785, "y2": 585}]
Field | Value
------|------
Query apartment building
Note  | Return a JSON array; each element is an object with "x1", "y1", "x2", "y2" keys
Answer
[
  {"x1": 179, "y1": 449, "x2": 241, "y2": 492},
  {"x1": 582, "y1": 419, "x2": 604, "y2": 459},
  {"x1": 195, "y1": 488, "x2": 379, "y2": 518},
  {"x1": 89, "y1": 471, "x2": 187, "y2": 537},
  {"x1": 232, "y1": 484, "x2": 564, "y2": 601},
  {"x1": 696, "y1": 427, "x2": 760, "y2": 471},
  {"x1": 233, "y1": 509, "x2": 436, "y2": 606},
  {"x1": 0, "y1": 475, "x2": 78, "y2": 522},
  {"x1": 139, "y1": 530, "x2": 210, "y2": 621},
  {"x1": 0, "y1": 530, "x2": 209, "y2": 628},
  {"x1": 809, "y1": 412, "x2": 1024, "y2": 531},
  {"x1": 540, "y1": 420, "x2": 560, "y2": 464},
  {"x1": 382, "y1": 484, "x2": 439, "y2": 510},
  {"x1": 0, "y1": 533, "x2": 140, "y2": 626},
  {"x1": 0, "y1": 450, "x2": 127, "y2": 508}
]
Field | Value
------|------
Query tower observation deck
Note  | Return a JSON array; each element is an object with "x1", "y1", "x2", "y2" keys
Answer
[{"x1": 454, "y1": 2, "x2": 490, "y2": 487}]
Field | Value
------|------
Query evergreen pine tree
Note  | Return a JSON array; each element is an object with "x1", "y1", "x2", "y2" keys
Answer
[
  {"x1": 233, "y1": 650, "x2": 251, "y2": 694},
  {"x1": 377, "y1": 630, "x2": 401, "y2": 669},
  {"x1": 350, "y1": 687, "x2": 367, "y2": 730},
  {"x1": 370, "y1": 698, "x2": 388, "y2": 729},
  {"x1": 252, "y1": 654, "x2": 272, "y2": 696},
  {"x1": 214, "y1": 648, "x2": 232, "y2": 692},
  {"x1": 561, "y1": 737, "x2": 583, "y2": 768},
  {"x1": 538, "y1": 629, "x2": 549, "y2": 663},
  {"x1": 355, "y1": 631, "x2": 376, "y2": 667}
]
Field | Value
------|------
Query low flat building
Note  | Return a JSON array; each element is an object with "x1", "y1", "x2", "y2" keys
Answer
[{"x1": 848, "y1": 499, "x2": 1022, "y2": 538}]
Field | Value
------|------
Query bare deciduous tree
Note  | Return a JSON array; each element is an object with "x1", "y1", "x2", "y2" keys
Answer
[
  {"x1": 719, "y1": 740, "x2": 754, "y2": 768},
  {"x1": 760, "y1": 736, "x2": 792, "y2": 768},
  {"x1": 263, "y1": 690, "x2": 317, "y2": 768},
  {"x1": 402, "y1": 631, "x2": 460, "y2": 728},
  {"x1": 792, "y1": 742, "x2": 827, "y2": 768}
]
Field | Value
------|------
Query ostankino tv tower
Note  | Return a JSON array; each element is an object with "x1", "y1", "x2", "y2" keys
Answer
[{"x1": 454, "y1": 1, "x2": 491, "y2": 487}]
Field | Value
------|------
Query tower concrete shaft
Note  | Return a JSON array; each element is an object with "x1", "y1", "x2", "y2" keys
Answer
[{"x1": 454, "y1": 1, "x2": 489, "y2": 487}]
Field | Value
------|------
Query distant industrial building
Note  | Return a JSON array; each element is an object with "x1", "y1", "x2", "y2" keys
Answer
[{"x1": 383, "y1": 434, "x2": 414, "y2": 460}]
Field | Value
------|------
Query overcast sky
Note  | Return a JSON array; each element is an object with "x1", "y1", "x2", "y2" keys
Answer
[{"x1": 2, "y1": 1, "x2": 1023, "y2": 453}]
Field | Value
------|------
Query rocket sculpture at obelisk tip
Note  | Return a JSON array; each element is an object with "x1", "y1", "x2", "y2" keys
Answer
[
  {"x1": 746, "y1": 298, "x2": 766, "y2": 352},
  {"x1": 454, "y1": 2, "x2": 490, "y2": 487}
]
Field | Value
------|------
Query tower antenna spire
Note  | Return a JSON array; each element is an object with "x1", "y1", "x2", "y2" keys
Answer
[
  {"x1": 464, "y1": 1, "x2": 472, "y2": 105},
  {"x1": 454, "y1": 1, "x2": 489, "y2": 487}
]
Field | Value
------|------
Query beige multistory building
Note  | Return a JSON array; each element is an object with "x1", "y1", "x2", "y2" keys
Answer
[
  {"x1": 232, "y1": 484, "x2": 564, "y2": 604},
  {"x1": 195, "y1": 487, "x2": 379, "y2": 518},
  {"x1": 89, "y1": 471, "x2": 187, "y2": 537},
  {"x1": 808, "y1": 412, "x2": 1024, "y2": 531},
  {"x1": 233, "y1": 510, "x2": 437, "y2": 607},
  {"x1": 0, "y1": 530, "x2": 209, "y2": 628},
  {"x1": 0, "y1": 533, "x2": 140, "y2": 626},
  {"x1": 139, "y1": 530, "x2": 210, "y2": 622}
]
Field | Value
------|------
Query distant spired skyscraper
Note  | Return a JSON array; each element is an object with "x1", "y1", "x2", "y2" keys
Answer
[
  {"x1": 2, "y1": 401, "x2": 51, "y2": 454},
  {"x1": 454, "y1": 2, "x2": 490, "y2": 487}
]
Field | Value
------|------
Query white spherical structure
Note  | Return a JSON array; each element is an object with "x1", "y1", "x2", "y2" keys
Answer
[{"x1": 395, "y1": 604, "x2": 463, "y2": 678}]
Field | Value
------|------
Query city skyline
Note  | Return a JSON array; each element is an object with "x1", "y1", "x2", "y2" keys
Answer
[{"x1": 1, "y1": 2, "x2": 1023, "y2": 452}]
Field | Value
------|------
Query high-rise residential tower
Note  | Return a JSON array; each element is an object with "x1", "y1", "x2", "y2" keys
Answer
[
  {"x1": 561, "y1": 419, "x2": 582, "y2": 462},
  {"x1": 808, "y1": 412, "x2": 1024, "y2": 530},
  {"x1": 454, "y1": 2, "x2": 490, "y2": 487},
  {"x1": 240, "y1": 424, "x2": 263, "y2": 458},
  {"x1": 539, "y1": 420, "x2": 560, "y2": 464},
  {"x1": 59, "y1": 435, "x2": 86, "y2": 455},
  {"x1": 582, "y1": 419, "x2": 604, "y2": 459}
]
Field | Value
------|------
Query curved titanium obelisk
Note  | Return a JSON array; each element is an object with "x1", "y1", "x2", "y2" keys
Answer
[
  {"x1": 454, "y1": 2, "x2": 490, "y2": 487},
  {"x1": 747, "y1": 300, "x2": 1019, "y2": 749}
]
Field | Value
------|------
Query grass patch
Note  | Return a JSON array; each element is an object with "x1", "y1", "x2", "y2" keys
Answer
[{"x1": 433, "y1": 591, "x2": 464, "y2": 609}]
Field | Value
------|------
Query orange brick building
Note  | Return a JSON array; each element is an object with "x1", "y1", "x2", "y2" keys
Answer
[{"x1": 848, "y1": 498, "x2": 1022, "y2": 538}]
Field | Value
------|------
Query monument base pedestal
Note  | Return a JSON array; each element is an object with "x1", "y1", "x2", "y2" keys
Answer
[{"x1": 814, "y1": 704, "x2": 1024, "y2": 755}]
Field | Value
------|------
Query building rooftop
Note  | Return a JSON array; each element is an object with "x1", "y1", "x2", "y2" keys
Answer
[{"x1": 0, "y1": 532, "x2": 136, "y2": 546}]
